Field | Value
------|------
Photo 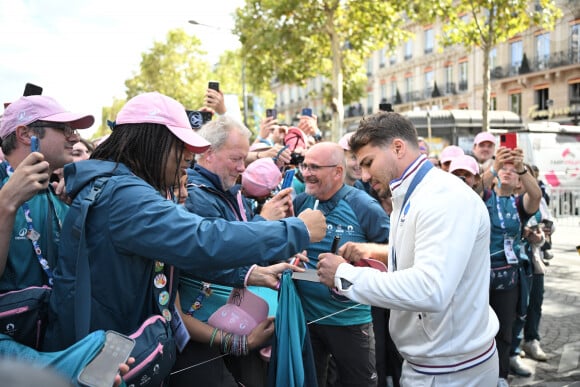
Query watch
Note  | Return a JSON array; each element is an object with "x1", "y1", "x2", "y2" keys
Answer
[{"x1": 516, "y1": 167, "x2": 528, "y2": 175}]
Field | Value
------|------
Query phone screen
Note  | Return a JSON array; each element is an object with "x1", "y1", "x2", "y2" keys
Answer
[
  {"x1": 281, "y1": 169, "x2": 296, "y2": 189},
  {"x1": 208, "y1": 81, "x2": 220, "y2": 92},
  {"x1": 30, "y1": 136, "x2": 39, "y2": 152},
  {"x1": 378, "y1": 103, "x2": 393, "y2": 112},
  {"x1": 266, "y1": 109, "x2": 277, "y2": 119},
  {"x1": 500, "y1": 133, "x2": 517, "y2": 149},
  {"x1": 23, "y1": 83, "x2": 43, "y2": 96},
  {"x1": 77, "y1": 331, "x2": 135, "y2": 387}
]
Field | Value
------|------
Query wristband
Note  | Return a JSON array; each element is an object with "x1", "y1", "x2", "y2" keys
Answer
[
  {"x1": 209, "y1": 327, "x2": 219, "y2": 347},
  {"x1": 516, "y1": 167, "x2": 528, "y2": 175},
  {"x1": 490, "y1": 165, "x2": 498, "y2": 177}
]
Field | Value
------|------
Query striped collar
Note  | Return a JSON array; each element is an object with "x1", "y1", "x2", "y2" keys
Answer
[{"x1": 390, "y1": 154, "x2": 428, "y2": 193}]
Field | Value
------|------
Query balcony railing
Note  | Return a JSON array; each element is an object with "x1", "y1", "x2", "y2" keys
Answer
[
  {"x1": 491, "y1": 48, "x2": 580, "y2": 80},
  {"x1": 458, "y1": 80, "x2": 468, "y2": 91},
  {"x1": 444, "y1": 82, "x2": 457, "y2": 95},
  {"x1": 404, "y1": 90, "x2": 421, "y2": 103}
]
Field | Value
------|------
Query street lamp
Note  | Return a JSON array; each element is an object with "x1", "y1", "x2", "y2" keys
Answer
[{"x1": 188, "y1": 19, "x2": 248, "y2": 127}]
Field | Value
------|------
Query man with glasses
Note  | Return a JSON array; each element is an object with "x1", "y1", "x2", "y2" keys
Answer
[
  {"x1": 0, "y1": 95, "x2": 93, "y2": 292},
  {"x1": 293, "y1": 142, "x2": 390, "y2": 387}
]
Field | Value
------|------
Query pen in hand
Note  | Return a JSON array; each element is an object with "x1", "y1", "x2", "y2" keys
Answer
[{"x1": 331, "y1": 235, "x2": 341, "y2": 254}]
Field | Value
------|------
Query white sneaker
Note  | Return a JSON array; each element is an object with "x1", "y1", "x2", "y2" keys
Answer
[
  {"x1": 498, "y1": 377, "x2": 510, "y2": 387},
  {"x1": 522, "y1": 339, "x2": 547, "y2": 361},
  {"x1": 510, "y1": 355, "x2": 532, "y2": 377}
]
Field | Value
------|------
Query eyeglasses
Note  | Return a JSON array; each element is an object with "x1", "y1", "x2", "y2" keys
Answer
[
  {"x1": 298, "y1": 163, "x2": 338, "y2": 173},
  {"x1": 29, "y1": 122, "x2": 79, "y2": 138}
]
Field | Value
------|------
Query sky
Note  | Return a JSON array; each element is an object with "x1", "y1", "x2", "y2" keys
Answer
[{"x1": 0, "y1": 0, "x2": 244, "y2": 137}]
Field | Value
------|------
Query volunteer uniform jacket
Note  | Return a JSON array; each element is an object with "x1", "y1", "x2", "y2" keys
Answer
[
  {"x1": 179, "y1": 165, "x2": 275, "y2": 322},
  {"x1": 43, "y1": 160, "x2": 310, "y2": 351},
  {"x1": 334, "y1": 156, "x2": 499, "y2": 374}
]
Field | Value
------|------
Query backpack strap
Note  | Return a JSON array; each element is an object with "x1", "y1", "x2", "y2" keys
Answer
[{"x1": 73, "y1": 177, "x2": 110, "y2": 340}]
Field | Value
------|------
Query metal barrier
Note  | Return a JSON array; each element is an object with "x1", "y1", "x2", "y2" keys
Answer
[{"x1": 548, "y1": 187, "x2": 580, "y2": 226}]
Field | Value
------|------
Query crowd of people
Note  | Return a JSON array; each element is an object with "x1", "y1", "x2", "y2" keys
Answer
[{"x1": 0, "y1": 85, "x2": 557, "y2": 387}]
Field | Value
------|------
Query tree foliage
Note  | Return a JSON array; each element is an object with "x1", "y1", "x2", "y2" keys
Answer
[
  {"x1": 234, "y1": 0, "x2": 411, "y2": 140},
  {"x1": 431, "y1": 0, "x2": 562, "y2": 131},
  {"x1": 125, "y1": 29, "x2": 211, "y2": 111}
]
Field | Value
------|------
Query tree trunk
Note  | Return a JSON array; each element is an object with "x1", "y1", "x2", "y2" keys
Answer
[{"x1": 327, "y1": 17, "x2": 344, "y2": 141}]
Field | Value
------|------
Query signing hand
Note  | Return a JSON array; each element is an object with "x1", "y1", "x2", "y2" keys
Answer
[
  {"x1": 317, "y1": 253, "x2": 347, "y2": 288},
  {"x1": 338, "y1": 242, "x2": 388, "y2": 264}
]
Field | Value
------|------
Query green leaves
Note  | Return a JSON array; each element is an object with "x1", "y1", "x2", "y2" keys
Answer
[{"x1": 124, "y1": 29, "x2": 210, "y2": 111}]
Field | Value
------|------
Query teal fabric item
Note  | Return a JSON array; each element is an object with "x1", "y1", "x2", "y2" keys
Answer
[
  {"x1": 267, "y1": 271, "x2": 317, "y2": 387},
  {"x1": 0, "y1": 330, "x2": 105, "y2": 386}
]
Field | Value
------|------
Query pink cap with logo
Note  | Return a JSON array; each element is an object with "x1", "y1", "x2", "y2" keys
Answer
[
  {"x1": 208, "y1": 288, "x2": 269, "y2": 335},
  {"x1": 115, "y1": 92, "x2": 210, "y2": 153},
  {"x1": 242, "y1": 158, "x2": 282, "y2": 198},
  {"x1": 439, "y1": 145, "x2": 465, "y2": 164},
  {"x1": 449, "y1": 155, "x2": 480, "y2": 176},
  {"x1": 473, "y1": 132, "x2": 496, "y2": 146},
  {"x1": 0, "y1": 95, "x2": 94, "y2": 140}
]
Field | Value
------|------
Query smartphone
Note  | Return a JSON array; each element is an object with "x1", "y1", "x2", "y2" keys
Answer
[
  {"x1": 378, "y1": 103, "x2": 393, "y2": 112},
  {"x1": 281, "y1": 169, "x2": 296, "y2": 189},
  {"x1": 208, "y1": 81, "x2": 220, "y2": 92},
  {"x1": 30, "y1": 136, "x2": 39, "y2": 152},
  {"x1": 77, "y1": 331, "x2": 135, "y2": 387},
  {"x1": 185, "y1": 110, "x2": 213, "y2": 129},
  {"x1": 301, "y1": 108, "x2": 313, "y2": 117},
  {"x1": 500, "y1": 133, "x2": 517, "y2": 150},
  {"x1": 266, "y1": 108, "x2": 277, "y2": 119},
  {"x1": 23, "y1": 83, "x2": 43, "y2": 96}
]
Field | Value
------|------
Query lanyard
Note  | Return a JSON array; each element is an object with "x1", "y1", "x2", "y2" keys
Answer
[
  {"x1": 391, "y1": 158, "x2": 433, "y2": 272},
  {"x1": 494, "y1": 193, "x2": 520, "y2": 236},
  {"x1": 5, "y1": 163, "x2": 55, "y2": 285}
]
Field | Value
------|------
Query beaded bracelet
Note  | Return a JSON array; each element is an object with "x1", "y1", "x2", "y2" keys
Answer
[{"x1": 209, "y1": 327, "x2": 219, "y2": 348}]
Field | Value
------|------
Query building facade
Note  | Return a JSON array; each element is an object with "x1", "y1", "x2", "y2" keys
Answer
[{"x1": 271, "y1": 1, "x2": 580, "y2": 139}]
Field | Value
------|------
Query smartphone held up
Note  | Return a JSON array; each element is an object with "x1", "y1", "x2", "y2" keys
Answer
[
  {"x1": 208, "y1": 81, "x2": 220, "y2": 92},
  {"x1": 500, "y1": 133, "x2": 517, "y2": 150}
]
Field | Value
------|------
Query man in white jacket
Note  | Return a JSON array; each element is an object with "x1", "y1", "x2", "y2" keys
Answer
[{"x1": 317, "y1": 112, "x2": 500, "y2": 386}]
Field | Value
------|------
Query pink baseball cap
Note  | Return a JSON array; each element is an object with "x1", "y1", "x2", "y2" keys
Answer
[
  {"x1": 338, "y1": 132, "x2": 354, "y2": 151},
  {"x1": 115, "y1": 92, "x2": 210, "y2": 153},
  {"x1": 473, "y1": 132, "x2": 496, "y2": 146},
  {"x1": 284, "y1": 127, "x2": 306, "y2": 152},
  {"x1": 0, "y1": 95, "x2": 94, "y2": 140},
  {"x1": 449, "y1": 155, "x2": 480, "y2": 176},
  {"x1": 242, "y1": 158, "x2": 282, "y2": 198},
  {"x1": 439, "y1": 145, "x2": 465, "y2": 164},
  {"x1": 208, "y1": 288, "x2": 269, "y2": 335}
]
